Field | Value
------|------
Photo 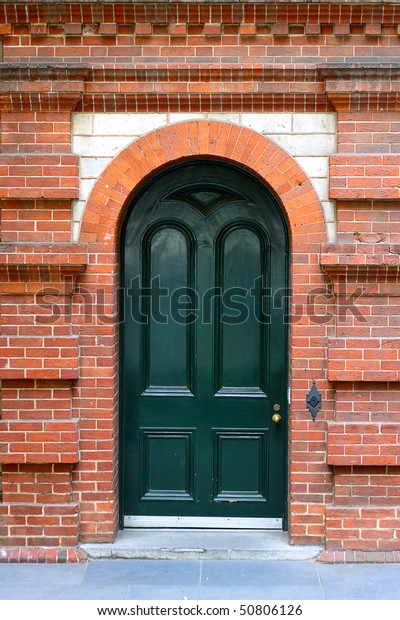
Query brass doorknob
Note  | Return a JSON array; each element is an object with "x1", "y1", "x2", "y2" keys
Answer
[{"x1": 272, "y1": 413, "x2": 282, "y2": 424}]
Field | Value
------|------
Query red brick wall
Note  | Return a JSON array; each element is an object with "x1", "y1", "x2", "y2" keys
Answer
[
  {"x1": 1, "y1": 200, "x2": 71, "y2": 243},
  {"x1": 1, "y1": 381, "x2": 72, "y2": 421},
  {"x1": 0, "y1": 155, "x2": 79, "y2": 200},
  {"x1": 337, "y1": 112, "x2": 400, "y2": 155},
  {"x1": 337, "y1": 200, "x2": 400, "y2": 245},
  {"x1": 1, "y1": 2, "x2": 400, "y2": 558},
  {"x1": 2, "y1": 3, "x2": 400, "y2": 64},
  {"x1": 1, "y1": 113, "x2": 72, "y2": 154},
  {"x1": 330, "y1": 155, "x2": 400, "y2": 200},
  {"x1": 335, "y1": 384, "x2": 400, "y2": 424},
  {"x1": 0, "y1": 245, "x2": 85, "y2": 549}
]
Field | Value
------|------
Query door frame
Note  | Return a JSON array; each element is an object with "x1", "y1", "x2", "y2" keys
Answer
[
  {"x1": 79, "y1": 119, "x2": 329, "y2": 546},
  {"x1": 118, "y1": 159, "x2": 290, "y2": 531}
]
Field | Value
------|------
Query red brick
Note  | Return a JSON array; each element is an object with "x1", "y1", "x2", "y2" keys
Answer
[
  {"x1": 239, "y1": 24, "x2": 256, "y2": 36},
  {"x1": 271, "y1": 23, "x2": 289, "y2": 36},
  {"x1": 135, "y1": 24, "x2": 152, "y2": 35},
  {"x1": 203, "y1": 24, "x2": 220, "y2": 36},
  {"x1": 30, "y1": 24, "x2": 47, "y2": 35},
  {"x1": 64, "y1": 24, "x2": 82, "y2": 35},
  {"x1": 334, "y1": 24, "x2": 350, "y2": 36},
  {"x1": 170, "y1": 24, "x2": 187, "y2": 36},
  {"x1": 365, "y1": 24, "x2": 382, "y2": 36},
  {"x1": 305, "y1": 24, "x2": 320, "y2": 35},
  {"x1": 99, "y1": 24, "x2": 117, "y2": 36}
]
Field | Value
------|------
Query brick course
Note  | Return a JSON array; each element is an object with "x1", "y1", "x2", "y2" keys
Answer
[
  {"x1": 0, "y1": 419, "x2": 79, "y2": 464},
  {"x1": 330, "y1": 155, "x2": 400, "y2": 201},
  {"x1": 3, "y1": 3, "x2": 400, "y2": 64},
  {"x1": 0, "y1": 154, "x2": 79, "y2": 200},
  {"x1": 327, "y1": 422, "x2": 400, "y2": 467}
]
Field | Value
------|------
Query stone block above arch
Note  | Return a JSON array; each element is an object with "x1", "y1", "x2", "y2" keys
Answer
[{"x1": 79, "y1": 120, "x2": 327, "y2": 245}]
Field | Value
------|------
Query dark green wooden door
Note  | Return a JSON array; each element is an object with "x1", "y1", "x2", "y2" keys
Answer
[{"x1": 121, "y1": 161, "x2": 288, "y2": 527}]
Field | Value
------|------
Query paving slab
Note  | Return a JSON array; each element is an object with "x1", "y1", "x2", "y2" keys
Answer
[
  {"x1": 0, "y1": 563, "x2": 87, "y2": 586},
  {"x1": 0, "y1": 583, "x2": 130, "y2": 601},
  {"x1": 201, "y1": 560, "x2": 319, "y2": 587},
  {"x1": 126, "y1": 585, "x2": 325, "y2": 600},
  {"x1": 316, "y1": 563, "x2": 400, "y2": 600},
  {"x1": 82, "y1": 559, "x2": 200, "y2": 587}
]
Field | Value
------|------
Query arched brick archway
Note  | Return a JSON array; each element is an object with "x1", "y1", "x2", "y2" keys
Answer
[
  {"x1": 80, "y1": 121, "x2": 326, "y2": 244},
  {"x1": 75, "y1": 121, "x2": 331, "y2": 545}
]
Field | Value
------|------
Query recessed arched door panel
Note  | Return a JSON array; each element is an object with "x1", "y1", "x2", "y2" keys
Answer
[
  {"x1": 142, "y1": 224, "x2": 194, "y2": 395},
  {"x1": 216, "y1": 224, "x2": 269, "y2": 397},
  {"x1": 121, "y1": 161, "x2": 288, "y2": 527}
]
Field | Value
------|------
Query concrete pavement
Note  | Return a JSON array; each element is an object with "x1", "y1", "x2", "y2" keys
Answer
[{"x1": 1, "y1": 559, "x2": 400, "y2": 600}]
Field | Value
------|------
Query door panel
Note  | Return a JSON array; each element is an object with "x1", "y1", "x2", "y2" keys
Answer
[
  {"x1": 140, "y1": 429, "x2": 195, "y2": 501},
  {"x1": 142, "y1": 224, "x2": 194, "y2": 395},
  {"x1": 213, "y1": 430, "x2": 269, "y2": 502},
  {"x1": 217, "y1": 225, "x2": 267, "y2": 394},
  {"x1": 121, "y1": 161, "x2": 288, "y2": 524}
]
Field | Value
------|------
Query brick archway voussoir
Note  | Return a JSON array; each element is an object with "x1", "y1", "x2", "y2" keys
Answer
[{"x1": 80, "y1": 121, "x2": 326, "y2": 243}]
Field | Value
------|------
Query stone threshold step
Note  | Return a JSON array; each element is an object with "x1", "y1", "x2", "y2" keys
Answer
[{"x1": 81, "y1": 529, "x2": 323, "y2": 561}]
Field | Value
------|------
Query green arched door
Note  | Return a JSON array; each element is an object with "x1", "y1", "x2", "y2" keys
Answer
[{"x1": 121, "y1": 161, "x2": 288, "y2": 527}]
